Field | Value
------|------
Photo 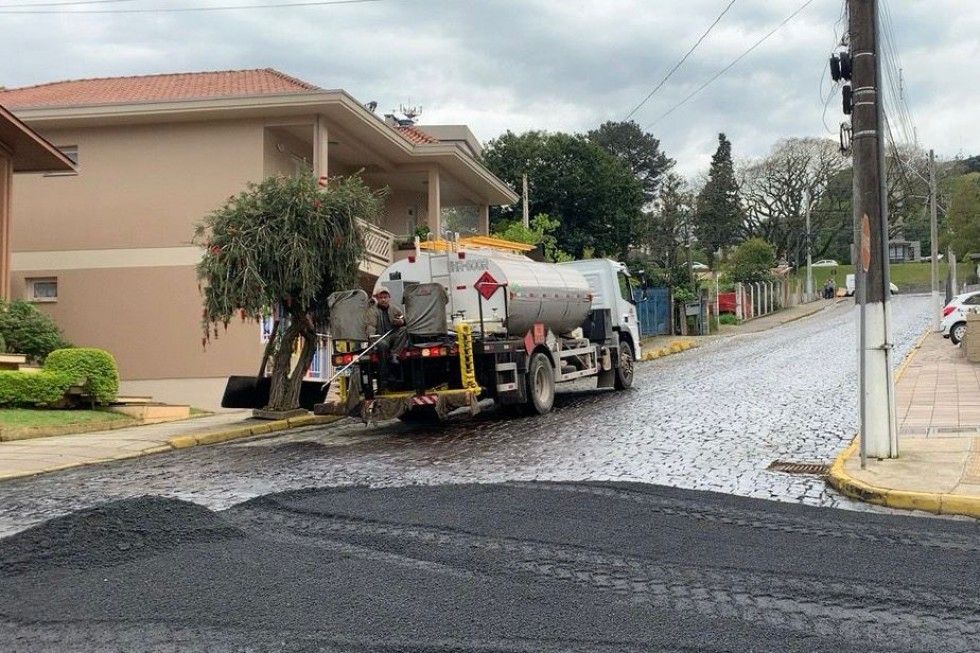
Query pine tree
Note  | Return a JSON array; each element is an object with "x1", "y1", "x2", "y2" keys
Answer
[{"x1": 695, "y1": 133, "x2": 743, "y2": 267}]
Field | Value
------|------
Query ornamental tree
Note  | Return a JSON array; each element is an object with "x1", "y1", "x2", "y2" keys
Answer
[{"x1": 194, "y1": 173, "x2": 386, "y2": 411}]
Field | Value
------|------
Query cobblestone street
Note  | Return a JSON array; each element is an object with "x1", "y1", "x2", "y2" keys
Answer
[{"x1": 0, "y1": 295, "x2": 931, "y2": 536}]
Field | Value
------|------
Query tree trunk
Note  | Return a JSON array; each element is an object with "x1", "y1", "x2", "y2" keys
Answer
[{"x1": 265, "y1": 307, "x2": 317, "y2": 412}]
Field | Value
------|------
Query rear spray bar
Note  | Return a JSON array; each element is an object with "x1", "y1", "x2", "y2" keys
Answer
[{"x1": 319, "y1": 328, "x2": 395, "y2": 391}]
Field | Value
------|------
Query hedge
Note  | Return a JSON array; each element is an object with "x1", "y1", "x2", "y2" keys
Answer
[
  {"x1": 0, "y1": 370, "x2": 73, "y2": 407},
  {"x1": 44, "y1": 348, "x2": 120, "y2": 405}
]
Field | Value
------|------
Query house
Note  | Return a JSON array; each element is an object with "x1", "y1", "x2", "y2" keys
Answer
[
  {"x1": 887, "y1": 238, "x2": 921, "y2": 263},
  {"x1": 0, "y1": 104, "x2": 75, "y2": 300},
  {"x1": 0, "y1": 69, "x2": 517, "y2": 408}
]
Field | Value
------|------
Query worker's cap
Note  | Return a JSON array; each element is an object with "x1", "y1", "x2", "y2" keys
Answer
[{"x1": 374, "y1": 289, "x2": 391, "y2": 297}]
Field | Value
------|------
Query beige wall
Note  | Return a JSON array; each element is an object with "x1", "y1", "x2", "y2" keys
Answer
[
  {"x1": 12, "y1": 120, "x2": 266, "y2": 252},
  {"x1": 381, "y1": 189, "x2": 424, "y2": 236},
  {"x1": 10, "y1": 264, "x2": 263, "y2": 381},
  {"x1": 0, "y1": 151, "x2": 10, "y2": 299}
]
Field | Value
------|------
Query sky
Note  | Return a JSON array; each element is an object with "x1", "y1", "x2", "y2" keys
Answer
[{"x1": 0, "y1": 0, "x2": 977, "y2": 177}]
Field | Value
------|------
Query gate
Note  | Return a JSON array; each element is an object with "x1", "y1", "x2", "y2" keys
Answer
[{"x1": 633, "y1": 286, "x2": 670, "y2": 336}]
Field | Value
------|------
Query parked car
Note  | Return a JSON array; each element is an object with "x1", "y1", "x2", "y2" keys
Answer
[
  {"x1": 812, "y1": 259, "x2": 839, "y2": 267},
  {"x1": 844, "y1": 274, "x2": 898, "y2": 296},
  {"x1": 691, "y1": 262, "x2": 709, "y2": 271},
  {"x1": 942, "y1": 291, "x2": 980, "y2": 345}
]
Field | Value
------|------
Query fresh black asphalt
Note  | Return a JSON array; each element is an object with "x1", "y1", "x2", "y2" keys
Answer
[{"x1": 2, "y1": 481, "x2": 978, "y2": 652}]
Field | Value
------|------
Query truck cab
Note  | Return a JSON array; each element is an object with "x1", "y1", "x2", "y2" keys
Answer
[{"x1": 562, "y1": 258, "x2": 642, "y2": 362}]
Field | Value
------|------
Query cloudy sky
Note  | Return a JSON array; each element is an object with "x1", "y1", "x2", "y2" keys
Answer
[{"x1": 1, "y1": 0, "x2": 977, "y2": 176}]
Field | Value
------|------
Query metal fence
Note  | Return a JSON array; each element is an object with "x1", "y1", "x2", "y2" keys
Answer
[{"x1": 633, "y1": 286, "x2": 671, "y2": 336}]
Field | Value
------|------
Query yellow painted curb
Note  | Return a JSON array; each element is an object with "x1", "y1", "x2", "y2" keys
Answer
[
  {"x1": 826, "y1": 328, "x2": 980, "y2": 519},
  {"x1": 640, "y1": 339, "x2": 698, "y2": 362},
  {"x1": 164, "y1": 414, "x2": 342, "y2": 452}
]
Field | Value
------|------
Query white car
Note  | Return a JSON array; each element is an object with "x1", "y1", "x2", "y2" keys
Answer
[
  {"x1": 844, "y1": 274, "x2": 898, "y2": 296},
  {"x1": 942, "y1": 291, "x2": 980, "y2": 345},
  {"x1": 691, "y1": 262, "x2": 709, "y2": 271},
  {"x1": 812, "y1": 259, "x2": 839, "y2": 267}
]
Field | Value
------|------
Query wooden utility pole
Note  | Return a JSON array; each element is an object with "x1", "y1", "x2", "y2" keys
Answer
[
  {"x1": 850, "y1": 0, "x2": 898, "y2": 462},
  {"x1": 929, "y1": 149, "x2": 940, "y2": 332}
]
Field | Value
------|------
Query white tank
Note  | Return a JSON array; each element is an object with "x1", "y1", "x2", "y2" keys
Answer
[{"x1": 375, "y1": 249, "x2": 593, "y2": 336}]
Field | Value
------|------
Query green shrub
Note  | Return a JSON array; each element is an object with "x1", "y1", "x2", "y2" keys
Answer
[
  {"x1": 44, "y1": 348, "x2": 120, "y2": 405},
  {"x1": 725, "y1": 238, "x2": 777, "y2": 284},
  {"x1": 719, "y1": 313, "x2": 739, "y2": 325},
  {"x1": 0, "y1": 300, "x2": 70, "y2": 363},
  {"x1": 0, "y1": 370, "x2": 73, "y2": 407},
  {"x1": 0, "y1": 333, "x2": 5, "y2": 353}
]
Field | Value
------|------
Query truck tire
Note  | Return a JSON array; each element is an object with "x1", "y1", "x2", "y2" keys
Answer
[
  {"x1": 523, "y1": 352, "x2": 555, "y2": 415},
  {"x1": 614, "y1": 339, "x2": 635, "y2": 390}
]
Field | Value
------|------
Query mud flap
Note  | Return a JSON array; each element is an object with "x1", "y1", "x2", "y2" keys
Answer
[{"x1": 596, "y1": 368, "x2": 615, "y2": 389}]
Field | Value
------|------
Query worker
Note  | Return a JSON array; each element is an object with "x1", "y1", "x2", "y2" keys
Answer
[{"x1": 366, "y1": 289, "x2": 405, "y2": 391}]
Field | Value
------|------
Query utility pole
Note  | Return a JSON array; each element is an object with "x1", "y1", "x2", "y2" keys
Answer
[
  {"x1": 850, "y1": 0, "x2": 898, "y2": 463},
  {"x1": 805, "y1": 211, "x2": 813, "y2": 300},
  {"x1": 929, "y1": 149, "x2": 940, "y2": 332},
  {"x1": 521, "y1": 173, "x2": 530, "y2": 228}
]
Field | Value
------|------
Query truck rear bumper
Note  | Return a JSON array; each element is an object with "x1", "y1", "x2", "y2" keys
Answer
[{"x1": 315, "y1": 388, "x2": 482, "y2": 422}]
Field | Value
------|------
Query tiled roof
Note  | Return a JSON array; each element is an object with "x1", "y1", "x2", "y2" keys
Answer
[
  {"x1": 0, "y1": 68, "x2": 320, "y2": 109},
  {"x1": 396, "y1": 125, "x2": 439, "y2": 145}
]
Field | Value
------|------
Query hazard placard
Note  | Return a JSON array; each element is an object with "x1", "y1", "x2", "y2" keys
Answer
[{"x1": 475, "y1": 271, "x2": 500, "y2": 301}]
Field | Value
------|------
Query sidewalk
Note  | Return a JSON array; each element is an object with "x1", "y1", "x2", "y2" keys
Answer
[
  {"x1": 828, "y1": 330, "x2": 980, "y2": 517},
  {"x1": 719, "y1": 297, "x2": 846, "y2": 335},
  {"x1": 0, "y1": 411, "x2": 338, "y2": 482}
]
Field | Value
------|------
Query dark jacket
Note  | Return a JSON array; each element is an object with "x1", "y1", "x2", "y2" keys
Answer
[{"x1": 365, "y1": 302, "x2": 405, "y2": 337}]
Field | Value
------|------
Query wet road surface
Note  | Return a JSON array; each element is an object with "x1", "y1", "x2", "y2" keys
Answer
[
  {"x1": 0, "y1": 295, "x2": 931, "y2": 535},
  {"x1": 2, "y1": 482, "x2": 978, "y2": 652}
]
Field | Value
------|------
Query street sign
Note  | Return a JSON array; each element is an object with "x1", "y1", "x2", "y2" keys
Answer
[{"x1": 475, "y1": 271, "x2": 500, "y2": 300}]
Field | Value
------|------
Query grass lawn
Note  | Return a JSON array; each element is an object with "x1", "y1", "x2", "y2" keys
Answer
[
  {"x1": 793, "y1": 261, "x2": 975, "y2": 292},
  {"x1": 0, "y1": 408, "x2": 134, "y2": 430}
]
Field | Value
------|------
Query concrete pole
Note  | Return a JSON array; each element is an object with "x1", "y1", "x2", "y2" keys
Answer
[
  {"x1": 805, "y1": 210, "x2": 813, "y2": 300},
  {"x1": 736, "y1": 282, "x2": 743, "y2": 320},
  {"x1": 522, "y1": 173, "x2": 530, "y2": 228},
  {"x1": 929, "y1": 149, "x2": 941, "y2": 331},
  {"x1": 850, "y1": 0, "x2": 897, "y2": 461}
]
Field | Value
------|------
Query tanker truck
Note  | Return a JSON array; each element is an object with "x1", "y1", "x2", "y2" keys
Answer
[{"x1": 315, "y1": 240, "x2": 641, "y2": 422}]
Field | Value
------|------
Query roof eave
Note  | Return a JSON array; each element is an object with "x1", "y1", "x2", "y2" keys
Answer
[{"x1": 0, "y1": 104, "x2": 76, "y2": 173}]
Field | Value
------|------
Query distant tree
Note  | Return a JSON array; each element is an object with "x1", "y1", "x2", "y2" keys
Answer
[
  {"x1": 493, "y1": 213, "x2": 573, "y2": 262},
  {"x1": 194, "y1": 173, "x2": 385, "y2": 411},
  {"x1": 725, "y1": 238, "x2": 777, "y2": 284},
  {"x1": 482, "y1": 131, "x2": 644, "y2": 258},
  {"x1": 740, "y1": 138, "x2": 847, "y2": 266},
  {"x1": 588, "y1": 120, "x2": 674, "y2": 205},
  {"x1": 944, "y1": 173, "x2": 980, "y2": 259},
  {"x1": 694, "y1": 133, "x2": 743, "y2": 267}
]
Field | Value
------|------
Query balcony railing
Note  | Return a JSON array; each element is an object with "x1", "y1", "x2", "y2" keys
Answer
[{"x1": 358, "y1": 219, "x2": 395, "y2": 276}]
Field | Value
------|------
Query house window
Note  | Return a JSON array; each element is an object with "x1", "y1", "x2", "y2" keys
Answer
[
  {"x1": 305, "y1": 338, "x2": 331, "y2": 381},
  {"x1": 27, "y1": 277, "x2": 58, "y2": 302}
]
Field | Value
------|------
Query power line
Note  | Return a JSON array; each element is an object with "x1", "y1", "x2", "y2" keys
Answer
[
  {"x1": 0, "y1": 0, "x2": 382, "y2": 13},
  {"x1": 645, "y1": 0, "x2": 817, "y2": 129},
  {"x1": 624, "y1": 0, "x2": 737, "y2": 121}
]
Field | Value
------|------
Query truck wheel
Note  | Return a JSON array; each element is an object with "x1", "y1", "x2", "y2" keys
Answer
[
  {"x1": 523, "y1": 352, "x2": 555, "y2": 415},
  {"x1": 950, "y1": 322, "x2": 967, "y2": 345},
  {"x1": 614, "y1": 340, "x2": 635, "y2": 390}
]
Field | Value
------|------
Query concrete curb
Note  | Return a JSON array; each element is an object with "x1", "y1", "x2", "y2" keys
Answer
[
  {"x1": 166, "y1": 414, "x2": 341, "y2": 450},
  {"x1": 825, "y1": 328, "x2": 980, "y2": 519},
  {"x1": 640, "y1": 339, "x2": 697, "y2": 362}
]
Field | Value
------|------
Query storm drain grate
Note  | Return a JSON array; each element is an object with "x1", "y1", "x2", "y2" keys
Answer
[{"x1": 767, "y1": 461, "x2": 831, "y2": 476}]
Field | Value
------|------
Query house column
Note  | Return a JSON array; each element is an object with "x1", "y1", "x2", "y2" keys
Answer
[
  {"x1": 478, "y1": 204, "x2": 490, "y2": 235},
  {"x1": 427, "y1": 166, "x2": 441, "y2": 236},
  {"x1": 0, "y1": 153, "x2": 11, "y2": 300},
  {"x1": 314, "y1": 115, "x2": 329, "y2": 187}
]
